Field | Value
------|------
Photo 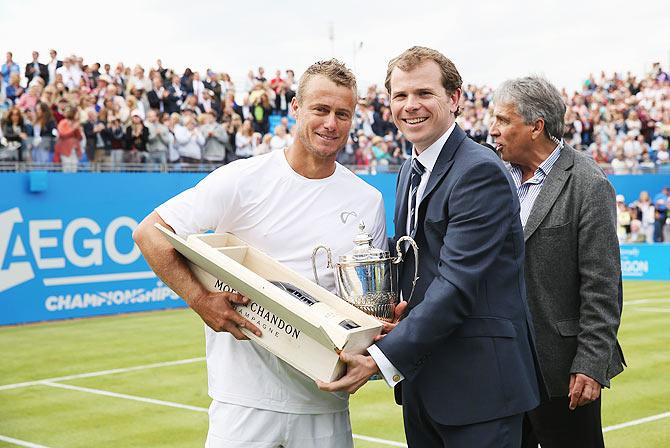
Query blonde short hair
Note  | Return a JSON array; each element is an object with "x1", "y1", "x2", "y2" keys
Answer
[{"x1": 296, "y1": 59, "x2": 357, "y2": 104}]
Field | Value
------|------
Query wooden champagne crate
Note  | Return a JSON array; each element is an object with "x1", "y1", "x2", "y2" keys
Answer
[{"x1": 156, "y1": 224, "x2": 382, "y2": 382}]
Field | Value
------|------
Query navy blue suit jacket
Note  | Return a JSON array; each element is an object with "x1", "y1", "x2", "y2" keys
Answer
[{"x1": 376, "y1": 125, "x2": 541, "y2": 426}]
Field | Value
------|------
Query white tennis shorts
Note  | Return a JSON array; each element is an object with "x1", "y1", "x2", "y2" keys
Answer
[{"x1": 205, "y1": 401, "x2": 354, "y2": 448}]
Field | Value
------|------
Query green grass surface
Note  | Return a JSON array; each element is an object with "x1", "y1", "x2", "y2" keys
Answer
[{"x1": 0, "y1": 281, "x2": 668, "y2": 447}]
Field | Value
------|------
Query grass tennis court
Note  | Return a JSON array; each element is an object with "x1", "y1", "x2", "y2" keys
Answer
[{"x1": 1, "y1": 281, "x2": 668, "y2": 447}]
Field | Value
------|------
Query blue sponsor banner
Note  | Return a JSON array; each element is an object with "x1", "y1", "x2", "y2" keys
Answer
[
  {"x1": 0, "y1": 172, "x2": 208, "y2": 325},
  {"x1": 620, "y1": 244, "x2": 670, "y2": 281},
  {"x1": 0, "y1": 172, "x2": 398, "y2": 325},
  {"x1": 2, "y1": 171, "x2": 669, "y2": 325}
]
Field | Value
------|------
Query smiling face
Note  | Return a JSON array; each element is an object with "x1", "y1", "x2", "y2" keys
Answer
[
  {"x1": 291, "y1": 75, "x2": 355, "y2": 161},
  {"x1": 389, "y1": 61, "x2": 459, "y2": 152}
]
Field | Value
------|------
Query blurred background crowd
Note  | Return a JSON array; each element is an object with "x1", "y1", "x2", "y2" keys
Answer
[
  {"x1": 2, "y1": 49, "x2": 670, "y2": 172},
  {"x1": 1, "y1": 49, "x2": 669, "y2": 241}
]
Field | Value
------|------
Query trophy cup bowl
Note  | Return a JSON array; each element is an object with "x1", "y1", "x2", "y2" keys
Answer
[
  {"x1": 312, "y1": 223, "x2": 419, "y2": 322},
  {"x1": 334, "y1": 258, "x2": 397, "y2": 321}
]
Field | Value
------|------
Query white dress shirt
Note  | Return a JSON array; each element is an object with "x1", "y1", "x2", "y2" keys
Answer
[
  {"x1": 368, "y1": 122, "x2": 456, "y2": 387},
  {"x1": 48, "y1": 60, "x2": 58, "y2": 84}
]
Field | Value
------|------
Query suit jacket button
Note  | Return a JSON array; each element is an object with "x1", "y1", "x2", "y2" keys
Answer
[{"x1": 392, "y1": 374, "x2": 401, "y2": 382}]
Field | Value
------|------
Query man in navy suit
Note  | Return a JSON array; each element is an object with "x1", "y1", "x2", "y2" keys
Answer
[{"x1": 319, "y1": 46, "x2": 541, "y2": 447}]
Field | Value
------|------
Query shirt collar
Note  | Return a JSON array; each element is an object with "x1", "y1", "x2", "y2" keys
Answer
[
  {"x1": 412, "y1": 122, "x2": 456, "y2": 174},
  {"x1": 511, "y1": 140, "x2": 563, "y2": 184},
  {"x1": 536, "y1": 140, "x2": 563, "y2": 176}
]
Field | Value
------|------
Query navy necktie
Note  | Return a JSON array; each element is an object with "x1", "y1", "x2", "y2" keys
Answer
[{"x1": 408, "y1": 158, "x2": 425, "y2": 236}]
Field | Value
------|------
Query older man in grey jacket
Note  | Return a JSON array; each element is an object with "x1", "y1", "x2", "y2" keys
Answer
[{"x1": 490, "y1": 76, "x2": 625, "y2": 448}]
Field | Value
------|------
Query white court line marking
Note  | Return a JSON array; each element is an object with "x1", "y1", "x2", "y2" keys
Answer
[
  {"x1": 634, "y1": 307, "x2": 670, "y2": 313},
  {"x1": 0, "y1": 434, "x2": 52, "y2": 448},
  {"x1": 0, "y1": 357, "x2": 205, "y2": 391},
  {"x1": 39, "y1": 382, "x2": 407, "y2": 447},
  {"x1": 3, "y1": 357, "x2": 667, "y2": 444},
  {"x1": 603, "y1": 411, "x2": 670, "y2": 432},
  {"x1": 352, "y1": 434, "x2": 407, "y2": 447},
  {"x1": 38, "y1": 381, "x2": 670, "y2": 443},
  {"x1": 42, "y1": 381, "x2": 208, "y2": 413},
  {"x1": 625, "y1": 298, "x2": 670, "y2": 305},
  {"x1": 42, "y1": 271, "x2": 156, "y2": 286}
]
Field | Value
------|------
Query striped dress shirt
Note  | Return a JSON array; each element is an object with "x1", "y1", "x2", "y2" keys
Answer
[{"x1": 510, "y1": 143, "x2": 563, "y2": 227}]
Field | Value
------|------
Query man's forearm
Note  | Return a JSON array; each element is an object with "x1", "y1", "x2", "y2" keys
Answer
[
  {"x1": 133, "y1": 212, "x2": 208, "y2": 306},
  {"x1": 134, "y1": 212, "x2": 261, "y2": 338}
]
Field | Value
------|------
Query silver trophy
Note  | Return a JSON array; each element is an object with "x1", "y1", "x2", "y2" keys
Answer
[{"x1": 311, "y1": 222, "x2": 419, "y2": 322}]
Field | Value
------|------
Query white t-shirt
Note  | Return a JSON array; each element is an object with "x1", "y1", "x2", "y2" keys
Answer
[{"x1": 156, "y1": 149, "x2": 387, "y2": 414}]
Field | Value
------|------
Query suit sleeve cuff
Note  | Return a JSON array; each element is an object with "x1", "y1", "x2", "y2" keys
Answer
[{"x1": 368, "y1": 344, "x2": 404, "y2": 387}]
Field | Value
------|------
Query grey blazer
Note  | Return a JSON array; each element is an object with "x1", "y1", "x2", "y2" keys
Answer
[{"x1": 523, "y1": 146, "x2": 625, "y2": 397}]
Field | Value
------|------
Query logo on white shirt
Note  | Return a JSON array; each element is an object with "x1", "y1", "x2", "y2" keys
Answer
[{"x1": 339, "y1": 211, "x2": 357, "y2": 224}]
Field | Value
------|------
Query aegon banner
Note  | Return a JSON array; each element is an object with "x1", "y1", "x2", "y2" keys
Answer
[
  {"x1": 0, "y1": 172, "x2": 208, "y2": 325},
  {"x1": 620, "y1": 244, "x2": 670, "y2": 280},
  {"x1": 0, "y1": 205, "x2": 183, "y2": 322},
  {"x1": 1, "y1": 172, "x2": 668, "y2": 325}
]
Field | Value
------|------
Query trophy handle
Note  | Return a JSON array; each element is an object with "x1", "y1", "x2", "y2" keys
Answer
[
  {"x1": 311, "y1": 245, "x2": 333, "y2": 287},
  {"x1": 393, "y1": 236, "x2": 420, "y2": 303}
]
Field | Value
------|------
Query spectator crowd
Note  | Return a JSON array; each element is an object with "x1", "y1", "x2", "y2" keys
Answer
[
  {"x1": 457, "y1": 63, "x2": 670, "y2": 173},
  {"x1": 0, "y1": 50, "x2": 304, "y2": 169},
  {"x1": 2, "y1": 49, "x2": 669, "y2": 173},
  {"x1": 615, "y1": 187, "x2": 670, "y2": 243}
]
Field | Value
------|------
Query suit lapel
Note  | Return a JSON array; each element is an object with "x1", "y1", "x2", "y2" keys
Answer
[
  {"x1": 418, "y1": 125, "x2": 466, "y2": 207},
  {"x1": 523, "y1": 148, "x2": 575, "y2": 242}
]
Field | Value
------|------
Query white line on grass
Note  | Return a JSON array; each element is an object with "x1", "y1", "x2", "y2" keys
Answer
[
  {"x1": 39, "y1": 382, "x2": 407, "y2": 447},
  {"x1": 352, "y1": 434, "x2": 407, "y2": 447},
  {"x1": 41, "y1": 381, "x2": 208, "y2": 413},
  {"x1": 0, "y1": 357, "x2": 205, "y2": 391},
  {"x1": 0, "y1": 434, "x2": 52, "y2": 448},
  {"x1": 603, "y1": 411, "x2": 670, "y2": 432},
  {"x1": 40, "y1": 380, "x2": 670, "y2": 444},
  {"x1": 630, "y1": 307, "x2": 670, "y2": 313},
  {"x1": 4, "y1": 356, "x2": 668, "y2": 445},
  {"x1": 625, "y1": 298, "x2": 670, "y2": 305}
]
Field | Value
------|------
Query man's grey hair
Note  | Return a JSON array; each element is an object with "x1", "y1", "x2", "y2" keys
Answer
[{"x1": 493, "y1": 76, "x2": 566, "y2": 143}]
